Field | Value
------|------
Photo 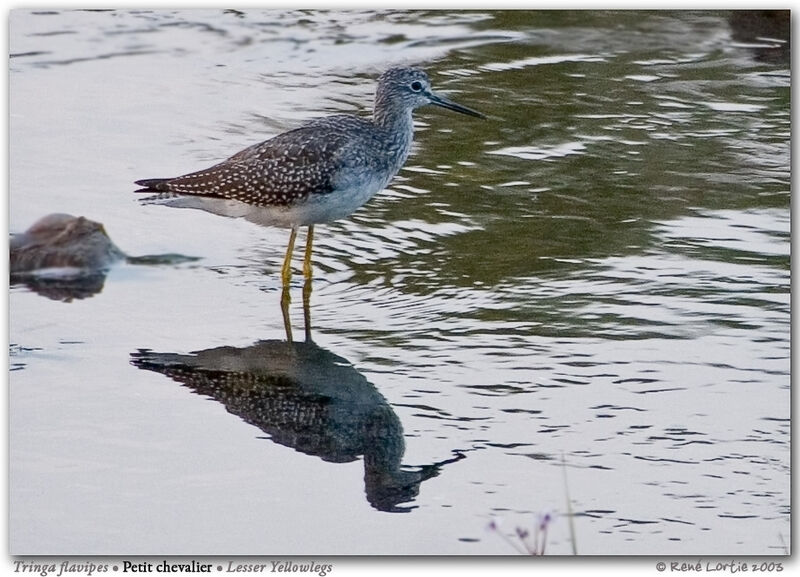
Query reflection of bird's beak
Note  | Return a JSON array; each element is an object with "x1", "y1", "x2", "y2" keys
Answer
[{"x1": 428, "y1": 91, "x2": 486, "y2": 119}]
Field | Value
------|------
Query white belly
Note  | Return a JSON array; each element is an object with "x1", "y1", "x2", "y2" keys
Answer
[{"x1": 146, "y1": 170, "x2": 390, "y2": 228}]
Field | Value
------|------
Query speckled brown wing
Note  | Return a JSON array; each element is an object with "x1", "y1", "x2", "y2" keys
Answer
[{"x1": 135, "y1": 119, "x2": 365, "y2": 207}]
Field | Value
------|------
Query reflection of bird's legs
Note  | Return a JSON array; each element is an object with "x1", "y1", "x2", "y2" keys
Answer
[
  {"x1": 281, "y1": 226, "x2": 298, "y2": 287},
  {"x1": 280, "y1": 286, "x2": 293, "y2": 343},
  {"x1": 302, "y1": 278, "x2": 313, "y2": 343},
  {"x1": 302, "y1": 225, "x2": 314, "y2": 342}
]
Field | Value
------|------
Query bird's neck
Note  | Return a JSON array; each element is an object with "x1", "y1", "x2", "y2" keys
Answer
[
  {"x1": 373, "y1": 93, "x2": 414, "y2": 133},
  {"x1": 373, "y1": 102, "x2": 415, "y2": 166}
]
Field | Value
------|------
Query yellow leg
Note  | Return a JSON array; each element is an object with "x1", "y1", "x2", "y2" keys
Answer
[
  {"x1": 302, "y1": 225, "x2": 315, "y2": 281},
  {"x1": 281, "y1": 226, "x2": 298, "y2": 287}
]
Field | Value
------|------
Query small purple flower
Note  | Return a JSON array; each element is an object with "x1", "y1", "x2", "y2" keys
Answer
[{"x1": 489, "y1": 511, "x2": 556, "y2": 556}]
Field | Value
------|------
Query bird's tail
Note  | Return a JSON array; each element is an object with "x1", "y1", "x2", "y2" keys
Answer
[{"x1": 134, "y1": 178, "x2": 172, "y2": 193}]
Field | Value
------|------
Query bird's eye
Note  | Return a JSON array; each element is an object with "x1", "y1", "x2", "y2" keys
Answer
[{"x1": 410, "y1": 81, "x2": 423, "y2": 92}]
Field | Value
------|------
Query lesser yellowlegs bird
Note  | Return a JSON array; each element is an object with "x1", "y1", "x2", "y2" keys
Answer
[{"x1": 135, "y1": 67, "x2": 484, "y2": 286}]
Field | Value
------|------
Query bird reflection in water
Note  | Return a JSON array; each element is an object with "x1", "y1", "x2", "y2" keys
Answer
[{"x1": 131, "y1": 304, "x2": 464, "y2": 512}]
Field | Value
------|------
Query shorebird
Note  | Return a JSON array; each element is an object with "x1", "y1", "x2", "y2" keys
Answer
[{"x1": 135, "y1": 67, "x2": 484, "y2": 287}]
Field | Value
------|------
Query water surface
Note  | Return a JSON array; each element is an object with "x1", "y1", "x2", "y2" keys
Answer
[{"x1": 9, "y1": 9, "x2": 790, "y2": 556}]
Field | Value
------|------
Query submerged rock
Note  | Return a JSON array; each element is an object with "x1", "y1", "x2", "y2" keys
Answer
[
  {"x1": 10, "y1": 213, "x2": 126, "y2": 275},
  {"x1": 10, "y1": 213, "x2": 198, "y2": 301}
]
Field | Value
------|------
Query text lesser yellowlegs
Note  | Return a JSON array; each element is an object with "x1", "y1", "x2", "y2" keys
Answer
[{"x1": 134, "y1": 67, "x2": 484, "y2": 287}]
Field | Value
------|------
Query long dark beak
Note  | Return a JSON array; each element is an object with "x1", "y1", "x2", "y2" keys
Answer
[{"x1": 428, "y1": 90, "x2": 486, "y2": 119}]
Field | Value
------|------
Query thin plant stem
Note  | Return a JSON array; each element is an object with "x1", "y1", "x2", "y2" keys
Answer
[{"x1": 562, "y1": 452, "x2": 577, "y2": 555}]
